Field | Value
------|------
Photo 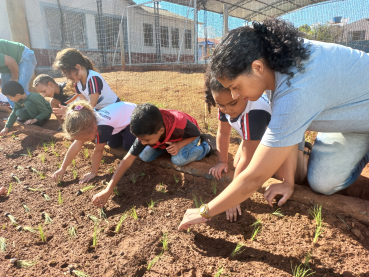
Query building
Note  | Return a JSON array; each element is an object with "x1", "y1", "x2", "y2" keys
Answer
[{"x1": 341, "y1": 18, "x2": 369, "y2": 53}]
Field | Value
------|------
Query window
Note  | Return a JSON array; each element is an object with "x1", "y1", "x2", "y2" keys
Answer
[
  {"x1": 143, "y1": 23, "x2": 153, "y2": 46},
  {"x1": 172, "y1": 28, "x2": 179, "y2": 48},
  {"x1": 160, "y1": 26, "x2": 169, "y2": 48},
  {"x1": 185, "y1": 30, "x2": 191, "y2": 49},
  {"x1": 44, "y1": 6, "x2": 87, "y2": 48},
  {"x1": 350, "y1": 30, "x2": 366, "y2": 41}
]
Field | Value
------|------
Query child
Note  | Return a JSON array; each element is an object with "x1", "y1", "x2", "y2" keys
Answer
[
  {"x1": 33, "y1": 74, "x2": 79, "y2": 131},
  {"x1": 205, "y1": 74, "x2": 310, "y2": 222},
  {"x1": 0, "y1": 81, "x2": 52, "y2": 136},
  {"x1": 91, "y1": 103, "x2": 215, "y2": 208},
  {"x1": 52, "y1": 48, "x2": 120, "y2": 111},
  {"x1": 51, "y1": 100, "x2": 137, "y2": 184},
  {"x1": 0, "y1": 92, "x2": 12, "y2": 114}
]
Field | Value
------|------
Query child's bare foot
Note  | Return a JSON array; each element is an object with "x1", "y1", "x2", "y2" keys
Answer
[{"x1": 0, "y1": 187, "x2": 6, "y2": 195}]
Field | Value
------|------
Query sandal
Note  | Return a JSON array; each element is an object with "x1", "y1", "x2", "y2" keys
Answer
[{"x1": 303, "y1": 141, "x2": 312, "y2": 156}]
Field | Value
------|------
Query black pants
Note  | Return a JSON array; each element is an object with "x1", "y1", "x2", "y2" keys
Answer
[{"x1": 107, "y1": 125, "x2": 136, "y2": 151}]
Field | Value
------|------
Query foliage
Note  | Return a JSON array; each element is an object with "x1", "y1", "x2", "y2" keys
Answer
[
  {"x1": 174, "y1": 175, "x2": 179, "y2": 183},
  {"x1": 40, "y1": 154, "x2": 46, "y2": 163},
  {"x1": 7, "y1": 182, "x2": 12, "y2": 196},
  {"x1": 22, "y1": 203, "x2": 30, "y2": 212},
  {"x1": 38, "y1": 225, "x2": 46, "y2": 242},
  {"x1": 147, "y1": 199, "x2": 159, "y2": 210},
  {"x1": 72, "y1": 169, "x2": 78, "y2": 179},
  {"x1": 43, "y1": 213, "x2": 53, "y2": 224},
  {"x1": 58, "y1": 190, "x2": 63, "y2": 204},
  {"x1": 16, "y1": 259, "x2": 37, "y2": 268},
  {"x1": 87, "y1": 214, "x2": 99, "y2": 223},
  {"x1": 113, "y1": 187, "x2": 119, "y2": 196},
  {"x1": 0, "y1": 237, "x2": 6, "y2": 252},
  {"x1": 71, "y1": 270, "x2": 90, "y2": 277},
  {"x1": 80, "y1": 185, "x2": 95, "y2": 193},
  {"x1": 42, "y1": 193, "x2": 51, "y2": 201},
  {"x1": 250, "y1": 218, "x2": 262, "y2": 241},
  {"x1": 298, "y1": 23, "x2": 343, "y2": 43},
  {"x1": 271, "y1": 208, "x2": 284, "y2": 217},
  {"x1": 115, "y1": 213, "x2": 128, "y2": 233},
  {"x1": 147, "y1": 251, "x2": 162, "y2": 271},
  {"x1": 291, "y1": 261, "x2": 315, "y2": 277},
  {"x1": 92, "y1": 223, "x2": 99, "y2": 247},
  {"x1": 83, "y1": 148, "x2": 89, "y2": 159},
  {"x1": 156, "y1": 182, "x2": 166, "y2": 193},
  {"x1": 68, "y1": 225, "x2": 77, "y2": 238},
  {"x1": 27, "y1": 148, "x2": 32, "y2": 158},
  {"x1": 161, "y1": 232, "x2": 169, "y2": 251},
  {"x1": 131, "y1": 206, "x2": 138, "y2": 220},
  {"x1": 214, "y1": 265, "x2": 224, "y2": 277},
  {"x1": 230, "y1": 242, "x2": 245, "y2": 258}
]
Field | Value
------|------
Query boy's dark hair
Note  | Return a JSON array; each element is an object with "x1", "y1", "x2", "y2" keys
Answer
[
  {"x1": 130, "y1": 103, "x2": 164, "y2": 137},
  {"x1": 2, "y1": 81, "x2": 25, "y2": 97},
  {"x1": 204, "y1": 68, "x2": 230, "y2": 113},
  {"x1": 33, "y1": 74, "x2": 56, "y2": 87}
]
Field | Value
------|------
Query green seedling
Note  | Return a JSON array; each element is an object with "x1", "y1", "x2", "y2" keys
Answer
[
  {"x1": 87, "y1": 214, "x2": 99, "y2": 223},
  {"x1": 81, "y1": 185, "x2": 94, "y2": 193},
  {"x1": 2, "y1": 225, "x2": 5, "y2": 230},
  {"x1": 22, "y1": 203, "x2": 30, "y2": 212},
  {"x1": 72, "y1": 168, "x2": 78, "y2": 179},
  {"x1": 12, "y1": 134, "x2": 15, "y2": 139},
  {"x1": 147, "y1": 251, "x2": 162, "y2": 271},
  {"x1": 12, "y1": 258, "x2": 37, "y2": 268},
  {"x1": 174, "y1": 175, "x2": 179, "y2": 183},
  {"x1": 24, "y1": 186, "x2": 44, "y2": 192},
  {"x1": 313, "y1": 223, "x2": 326, "y2": 243},
  {"x1": 38, "y1": 172, "x2": 46, "y2": 179},
  {"x1": 70, "y1": 269, "x2": 90, "y2": 277},
  {"x1": 58, "y1": 190, "x2": 63, "y2": 204},
  {"x1": 63, "y1": 141, "x2": 71, "y2": 148},
  {"x1": 4, "y1": 212, "x2": 17, "y2": 225},
  {"x1": 193, "y1": 194, "x2": 199, "y2": 208},
  {"x1": 99, "y1": 208, "x2": 107, "y2": 220},
  {"x1": 309, "y1": 205, "x2": 323, "y2": 226},
  {"x1": 100, "y1": 158, "x2": 105, "y2": 164},
  {"x1": 113, "y1": 187, "x2": 119, "y2": 196},
  {"x1": 14, "y1": 165, "x2": 24, "y2": 170},
  {"x1": 0, "y1": 237, "x2": 6, "y2": 252},
  {"x1": 11, "y1": 173, "x2": 21, "y2": 183},
  {"x1": 7, "y1": 182, "x2": 12, "y2": 196},
  {"x1": 40, "y1": 154, "x2": 46, "y2": 163},
  {"x1": 16, "y1": 225, "x2": 36, "y2": 233},
  {"x1": 108, "y1": 167, "x2": 114, "y2": 174},
  {"x1": 92, "y1": 223, "x2": 99, "y2": 247},
  {"x1": 27, "y1": 165, "x2": 39, "y2": 174},
  {"x1": 250, "y1": 218, "x2": 262, "y2": 241},
  {"x1": 42, "y1": 142, "x2": 48, "y2": 152},
  {"x1": 49, "y1": 140, "x2": 56, "y2": 148},
  {"x1": 72, "y1": 159, "x2": 76, "y2": 167},
  {"x1": 147, "y1": 198, "x2": 159, "y2": 210},
  {"x1": 41, "y1": 192, "x2": 51, "y2": 201},
  {"x1": 52, "y1": 150, "x2": 59, "y2": 157},
  {"x1": 27, "y1": 148, "x2": 32, "y2": 158},
  {"x1": 156, "y1": 182, "x2": 166, "y2": 193},
  {"x1": 271, "y1": 208, "x2": 284, "y2": 217},
  {"x1": 214, "y1": 265, "x2": 224, "y2": 277},
  {"x1": 141, "y1": 172, "x2": 146, "y2": 177},
  {"x1": 231, "y1": 242, "x2": 245, "y2": 258},
  {"x1": 131, "y1": 206, "x2": 138, "y2": 220},
  {"x1": 42, "y1": 212, "x2": 53, "y2": 224},
  {"x1": 83, "y1": 148, "x2": 89, "y2": 158},
  {"x1": 304, "y1": 250, "x2": 313, "y2": 267},
  {"x1": 131, "y1": 174, "x2": 136, "y2": 184},
  {"x1": 161, "y1": 232, "x2": 169, "y2": 251},
  {"x1": 212, "y1": 180, "x2": 217, "y2": 194},
  {"x1": 115, "y1": 213, "x2": 128, "y2": 233},
  {"x1": 68, "y1": 225, "x2": 77, "y2": 238},
  {"x1": 38, "y1": 225, "x2": 46, "y2": 242},
  {"x1": 291, "y1": 261, "x2": 315, "y2": 277}
]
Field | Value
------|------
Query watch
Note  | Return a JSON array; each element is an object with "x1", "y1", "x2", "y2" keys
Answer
[{"x1": 199, "y1": 204, "x2": 212, "y2": 220}]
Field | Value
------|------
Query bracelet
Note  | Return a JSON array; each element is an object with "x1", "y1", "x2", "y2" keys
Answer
[{"x1": 202, "y1": 217, "x2": 211, "y2": 222}]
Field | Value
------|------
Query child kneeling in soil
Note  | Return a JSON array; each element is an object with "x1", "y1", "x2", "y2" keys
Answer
[
  {"x1": 91, "y1": 103, "x2": 215, "y2": 208},
  {"x1": 33, "y1": 74, "x2": 79, "y2": 131},
  {"x1": 0, "y1": 81, "x2": 52, "y2": 136},
  {"x1": 205, "y1": 74, "x2": 311, "y2": 222},
  {"x1": 51, "y1": 100, "x2": 137, "y2": 184}
]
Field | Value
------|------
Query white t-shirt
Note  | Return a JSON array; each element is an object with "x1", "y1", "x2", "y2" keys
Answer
[
  {"x1": 218, "y1": 94, "x2": 271, "y2": 140},
  {"x1": 95, "y1": 101, "x2": 136, "y2": 144},
  {"x1": 75, "y1": 70, "x2": 119, "y2": 110},
  {"x1": 0, "y1": 93, "x2": 10, "y2": 108}
]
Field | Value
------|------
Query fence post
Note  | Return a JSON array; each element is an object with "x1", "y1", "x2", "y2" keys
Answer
[{"x1": 119, "y1": 23, "x2": 126, "y2": 70}]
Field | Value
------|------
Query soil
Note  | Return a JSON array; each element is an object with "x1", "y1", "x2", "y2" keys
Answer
[{"x1": 1, "y1": 131, "x2": 369, "y2": 276}]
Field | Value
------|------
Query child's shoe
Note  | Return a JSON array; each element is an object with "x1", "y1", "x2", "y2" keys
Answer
[{"x1": 200, "y1": 134, "x2": 217, "y2": 157}]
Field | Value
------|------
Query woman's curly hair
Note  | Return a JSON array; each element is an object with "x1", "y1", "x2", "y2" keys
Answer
[
  {"x1": 210, "y1": 18, "x2": 310, "y2": 85},
  {"x1": 204, "y1": 67, "x2": 231, "y2": 113}
]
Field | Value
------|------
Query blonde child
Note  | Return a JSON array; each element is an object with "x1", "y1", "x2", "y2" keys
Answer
[{"x1": 51, "y1": 100, "x2": 136, "y2": 184}]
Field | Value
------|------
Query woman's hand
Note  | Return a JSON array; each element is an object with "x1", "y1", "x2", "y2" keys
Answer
[
  {"x1": 92, "y1": 188, "x2": 111, "y2": 208},
  {"x1": 263, "y1": 181, "x2": 294, "y2": 207},
  {"x1": 52, "y1": 168, "x2": 65, "y2": 182},
  {"x1": 226, "y1": 204, "x2": 241, "y2": 222},
  {"x1": 209, "y1": 162, "x2": 228, "y2": 180},
  {"x1": 178, "y1": 208, "x2": 206, "y2": 230},
  {"x1": 79, "y1": 172, "x2": 97, "y2": 184}
]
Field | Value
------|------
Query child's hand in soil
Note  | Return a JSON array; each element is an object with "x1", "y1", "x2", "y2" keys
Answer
[
  {"x1": 166, "y1": 142, "x2": 180, "y2": 155},
  {"x1": 209, "y1": 162, "x2": 228, "y2": 180},
  {"x1": 92, "y1": 188, "x2": 111, "y2": 207},
  {"x1": 263, "y1": 181, "x2": 294, "y2": 207},
  {"x1": 24, "y1": 119, "x2": 37, "y2": 125},
  {"x1": 0, "y1": 127, "x2": 9, "y2": 137},
  {"x1": 0, "y1": 187, "x2": 6, "y2": 195},
  {"x1": 226, "y1": 204, "x2": 241, "y2": 222},
  {"x1": 52, "y1": 168, "x2": 65, "y2": 182},
  {"x1": 178, "y1": 208, "x2": 206, "y2": 230},
  {"x1": 79, "y1": 172, "x2": 96, "y2": 184}
]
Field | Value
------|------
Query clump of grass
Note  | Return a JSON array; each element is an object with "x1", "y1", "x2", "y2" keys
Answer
[
  {"x1": 70, "y1": 269, "x2": 90, "y2": 277},
  {"x1": 250, "y1": 218, "x2": 262, "y2": 241},
  {"x1": 115, "y1": 213, "x2": 128, "y2": 233},
  {"x1": 63, "y1": 141, "x2": 71, "y2": 148},
  {"x1": 83, "y1": 148, "x2": 89, "y2": 158},
  {"x1": 291, "y1": 261, "x2": 315, "y2": 277},
  {"x1": 11, "y1": 173, "x2": 21, "y2": 183},
  {"x1": 27, "y1": 148, "x2": 32, "y2": 158},
  {"x1": 58, "y1": 190, "x2": 63, "y2": 204},
  {"x1": 99, "y1": 208, "x2": 107, "y2": 220},
  {"x1": 42, "y1": 142, "x2": 48, "y2": 152},
  {"x1": 49, "y1": 140, "x2": 56, "y2": 148},
  {"x1": 130, "y1": 206, "x2": 138, "y2": 220},
  {"x1": 147, "y1": 199, "x2": 159, "y2": 210},
  {"x1": 72, "y1": 159, "x2": 76, "y2": 167},
  {"x1": 4, "y1": 213, "x2": 17, "y2": 225},
  {"x1": 309, "y1": 205, "x2": 326, "y2": 243},
  {"x1": 0, "y1": 237, "x2": 6, "y2": 252},
  {"x1": 41, "y1": 192, "x2": 51, "y2": 201},
  {"x1": 113, "y1": 187, "x2": 119, "y2": 196},
  {"x1": 7, "y1": 182, "x2": 12, "y2": 196},
  {"x1": 174, "y1": 175, "x2": 179, "y2": 183},
  {"x1": 52, "y1": 150, "x2": 59, "y2": 157},
  {"x1": 214, "y1": 265, "x2": 224, "y2": 277},
  {"x1": 131, "y1": 174, "x2": 136, "y2": 184},
  {"x1": 147, "y1": 252, "x2": 162, "y2": 271},
  {"x1": 230, "y1": 242, "x2": 245, "y2": 257},
  {"x1": 16, "y1": 259, "x2": 37, "y2": 268},
  {"x1": 81, "y1": 185, "x2": 95, "y2": 193},
  {"x1": 92, "y1": 223, "x2": 99, "y2": 247},
  {"x1": 72, "y1": 168, "x2": 78, "y2": 179},
  {"x1": 87, "y1": 214, "x2": 99, "y2": 223},
  {"x1": 42, "y1": 212, "x2": 53, "y2": 224},
  {"x1": 156, "y1": 182, "x2": 166, "y2": 193},
  {"x1": 38, "y1": 225, "x2": 46, "y2": 242},
  {"x1": 271, "y1": 208, "x2": 284, "y2": 217},
  {"x1": 22, "y1": 203, "x2": 30, "y2": 212},
  {"x1": 161, "y1": 232, "x2": 169, "y2": 251},
  {"x1": 68, "y1": 225, "x2": 77, "y2": 238},
  {"x1": 212, "y1": 180, "x2": 217, "y2": 194},
  {"x1": 40, "y1": 154, "x2": 46, "y2": 163}
]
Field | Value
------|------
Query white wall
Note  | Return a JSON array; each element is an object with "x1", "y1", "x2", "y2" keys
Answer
[{"x1": 0, "y1": 0, "x2": 12, "y2": 41}]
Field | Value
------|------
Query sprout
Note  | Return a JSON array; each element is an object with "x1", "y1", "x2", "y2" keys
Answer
[
  {"x1": 87, "y1": 214, "x2": 99, "y2": 223},
  {"x1": 38, "y1": 225, "x2": 46, "y2": 242},
  {"x1": 41, "y1": 212, "x2": 53, "y2": 224},
  {"x1": 22, "y1": 203, "x2": 30, "y2": 212},
  {"x1": 271, "y1": 208, "x2": 284, "y2": 217},
  {"x1": 291, "y1": 261, "x2": 315, "y2": 277},
  {"x1": 130, "y1": 206, "x2": 138, "y2": 220},
  {"x1": 16, "y1": 226, "x2": 36, "y2": 233},
  {"x1": 0, "y1": 237, "x2": 6, "y2": 252},
  {"x1": 24, "y1": 186, "x2": 44, "y2": 192},
  {"x1": 27, "y1": 165, "x2": 39, "y2": 174},
  {"x1": 80, "y1": 185, "x2": 95, "y2": 193},
  {"x1": 58, "y1": 190, "x2": 63, "y2": 204},
  {"x1": 11, "y1": 173, "x2": 21, "y2": 183},
  {"x1": 10, "y1": 258, "x2": 37, "y2": 268},
  {"x1": 160, "y1": 232, "x2": 169, "y2": 251},
  {"x1": 99, "y1": 208, "x2": 107, "y2": 220},
  {"x1": 41, "y1": 192, "x2": 51, "y2": 201},
  {"x1": 4, "y1": 212, "x2": 17, "y2": 225},
  {"x1": 70, "y1": 269, "x2": 90, "y2": 277},
  {"x1": 113, "y1": 187, "x2": 119, "y2": 196},
  {"x1": 147, "y1": 252, "x2": 162, "y2": 271},
  {"x1": 92, "y1": 223, "x2": 99, "y2": 247},
  {"x1": 115, "y1": 213, "x2": 128, "y2": 233},
  {"x1": 68, "y1": 225, "x2": 77, "y2": 238},
  {"x1": 7, "y1": 182, "x2": 13, "y2": 195},
  {"x1": 230, "y1": 242, "x2": 245, "y2": 257}
]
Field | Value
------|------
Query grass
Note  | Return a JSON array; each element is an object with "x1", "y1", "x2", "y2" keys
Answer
[
  {"x1": 23, "y1": 226, "x2": 36, "y2": 233},
  {"x1": 147, "y1": 251, "x2": 162, "y2": 271},
  {"x1": 42, "y1": 142, "x2": 48, "y2": 152},
  {"x1": 174, "y1": 174, "x2": 179, "y2": 183},
  {"x1": 6, "y1": 214, "x2": 18, "y2": 225},
  {"x1": 63, "y1": 141, "x2": 71, "y2": 148},
  {"x1": 313, "y1": 223, "x2": 326, "y2": 243},
  {"x1": 71, "y1": 270, "x2": 90, "y2": 277},
  {"x1": 68, "y1": 225, "x2": 77, "y2": 238},
  {"x1": 0, "y1": 237, "x2": 6, "y2": 252},
  {"x1": 115, "y1": 213, "x2": 128, "y2": 233},
  {"x1": 22, "y1": 203, "x2": 30, "y2": 212},
  {"x1": 16, "y1": 259, "x2": 37, "y2": 268},
  {"x1": 38, "y1": 225, "x2": 46, "y2": 242},
  {"x1": 156, "y1": 182, "x2": 166, "y2": 193},
  {"x1": 309, "y1": 205, "x2": 326, "y2": 243},
  {"x1": 38, "y1": 172, "x2": 46, "y2": 179},
  {"x1": 131, "y1": 173, "x2": 136, "y2": 184},
  {"x1": 49, "y1": 139, "x2": 56, "y2": 148},
  {"x1": 230, "y1": 242, "x2": 245, "y2": 258},
  {"x1": 147, "y1": 198, "x2": 159, "y2": 210},
  {"x1": 83, "y1": 148, "x2": 89, "y2": 158},
  {"x1": 72, "y1": 168, "x2": 78, "y2": 179},
  {"x1": 72, "y1": 159, "x2": 76, "y2": 167},
  {"x1": 7, "y1": 182, "x2": 12, "y2": 196},
  {"x1": 58, "y1": 190, "x2": 63, "y2": 204},
  {"x1": 304, "y1": 250, "x2": 313, "y2": 267},
  {"x1": 42, "y1": 193, "x2": 51, "y2": 201},
  {"x1": 87, "y1": 214, "x2": 99, "y2": 223},
  {"x1": 212, "y1": 180, "x2": 217, "y2": 194},
  {"x1": 52, "y1": 150, "x2": 59, "y2": 157},
  {"x1": 92, "y1": 223, "x2": 99, "y2": 247},
  {"x1": 43, "y1": 212, "x2": 53, "y2": 224},
  {"x1": 11, "y1": 173, "x2": 21, "y2": 183},
  {"x1": 99, "y1": 208, "x2": 107, "y2": 220},
  {"x1": 291, "y1": 262, "x2": 315, "y2": 277},
  {"x1": 40, "y1": 154, "x2": 46, "y2": 163},
  {"x1": 250, "y1": 218, "x2": 262, "y2": 241},
  {"x1": 161, "y1": 232, "x2": 169, "y2": 251},
  {"x1": 271, "y1": 208, "x2": 284, "y2": 217},
  {"x1": 131, "y1": 206, "x2": 138, "y2": 220},
  {"x1": 113, "y1": 187, "x2": 119, "y2": 196},
  {"x1": 214, "y1": 265, "x2": 224, "y2": 277},
  {"x1": 27, "y1": 148, "x2": 32, "y2": 158},
  {"x1": 80, "y1": 185, "x2": 95, "y2": 193}
]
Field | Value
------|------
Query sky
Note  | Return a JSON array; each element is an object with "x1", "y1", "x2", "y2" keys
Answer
[{"x1": 133, "y1": 0, "x2": 369, "y2": 38}]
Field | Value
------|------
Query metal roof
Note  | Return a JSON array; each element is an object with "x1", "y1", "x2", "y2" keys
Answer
[{"x1": 165, "y1": 0, "x2": 333, "y2": 21}]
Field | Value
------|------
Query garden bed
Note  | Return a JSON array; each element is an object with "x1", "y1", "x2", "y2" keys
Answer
[{"x1": 1, "y1": 131, "x2": 369, "y2": 276}]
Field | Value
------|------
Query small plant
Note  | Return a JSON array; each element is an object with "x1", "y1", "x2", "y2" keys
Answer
[
  {"x1": 27, "y1": 148, "x2": 32, "y2": 158},
  {"x1": 250, "y1": 218, "x2": 262, "y2": 241},
  {"x1": 174, "y1": 175, "x2": 179, "y2": 183},
  {"x1": 42, "y1": 142, "x2": 48, "y2": 152},
  {"x1": 24, "y1": 186, "x2": 44, "y2": 192},
  {"x1": 40, "y1": 154, "x2": 46, "y2": 163},
  {"x1": 63, "y1": 141, "x2": 71, "y2": 148},
  {"x1": 52, "y1": 150, "x2": 59, "y2": 157},
  {"x1": 72, "y1": 159, "x2": 76, "y2": 167},
  {"x1": 230, "y1": 242, "x2": 245, "y2": 258},
  {"x1": 131, "y1": 206, "x2": 138, "y2": 220},
  {"x1": 161, "y1": 232, "x2": 169, "y2": 251},
  {"x1": 291, "y1": 261, "x2": 315, "y2": 277},
  {"x1": 309, "y1": 205, "x2": 323, "y2": 226},
  {"x1": 22, "y1": 203, "x2": 30, "y2": 212},
  {"x1": 14, "y1": 165, "x2": 24, "y2": 170},
  {"x1": 141, "y1": 172, "x2": 146, "y2": 177},
  {"x1": 147, "y1": 252, "x2": 162, "y2": 271},
  {"x1": 68, "y1": 225, "x2": 77, "y2": 238},
  {"x1": 72, "y1": 168, "x2": 78, "y2": 179},
  {"x1": 271, "y1": 208, "x2": 284, "y2": 217},
  {"x1": 38, "y1": 172, "x2": 46, "y2": 179},
  {"x1": 81, "y1": 185, "x2": 94, "y2": 192},
  {"x1": 0, "y1": 237, "x2": 6, "y2": 252},
  {"x1": 156, "y1": 182, "x2": 166, "y2": 193},
  {"x1": 13, "y1": 259, "x2": 37, "y2": 268},
  {"x1": 27, "y1": 165, "x2": 39, "y2": 174},
  {"x1": 22, "y1": 226, "x2": 36, "y2": 233},
  {"x1": 214, "y1": 265, "x2": 224, "y2": 277},
  {"x1": 11, "y1": 173, "x2": 21, "y2": 183},
  {"x1": 304, "y1": 250, "x2": 313, "y2": 267},
  {"x1": 193, "y1": 194, "x2": 199, "y2": 208},
  {"x1": 83, "y1": 148, "x2": 89, "y2": 158},
  {"x1": 57, "y1": 163, "x2": 61, "y2": 169},
  {"x1": 70, "y1": 269, "x2": 90, "y2": 277},
  {"x1": 147, "y1": 198, "x2": 159, "y2": 210},
  {"x1": 113, "y1": 187, "x2": 119, "y2": 196},
  {"x1": 99, "y1": 208, "x2": 107, "y2": 220},
  {"x1": 41, "y1": 192, "x2": 51, "y2": 201},
  {"x1": 38, "y1": 225, "x2": 46, "y2": 242},
  {"x1": 58, "y1": 190, "x2": 63, "y2": 204},
  {"x1": 313, "y1": 223, "x2": 326, "y2": 243},
  {"x1": 100, "y1": 158, "x2": 105, "y2": 164},
  {"x1": 42, "y1": 212, "x2": 53, "y2": 224},
  {"x1": 7, "y1": 182, "x2": 12, "y2": 196},
  {"x1": 49, "y1": 140, "x2": 56, "y2": 148},
  {"x1": 115, "y1": 213, "x2": 128, "y2": 233},
  {"x1": 92, "y1": 223, "x2": 99, "y2": 247},
  {"x1": 4, "y1": 212, "x2": 17, "y2": 225},
  {"x1": 131, "y1": 173, "x2": 136, "y2": 184},
  {"x1": 108, "y1": 167, "x2": 114, "y2": 174},
  {"x1": 87, "y1": 214, "x2": 99, "y2": 223},
  {"x1": 212, "y1": 180, "x2": 217, "y2": 194}
]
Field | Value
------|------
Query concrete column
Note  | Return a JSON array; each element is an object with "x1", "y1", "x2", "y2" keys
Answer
[{"x1": 223, "y1": 3, "x2": 228, "y2": 35}]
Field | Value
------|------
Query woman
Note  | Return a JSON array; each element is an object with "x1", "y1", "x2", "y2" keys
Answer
[
  {"x1": 0, "y1": 39, "x2": 37, "y2": 107},
  {"x1": 178, "y1": 18, "x2": 369, "y2": 230}
]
